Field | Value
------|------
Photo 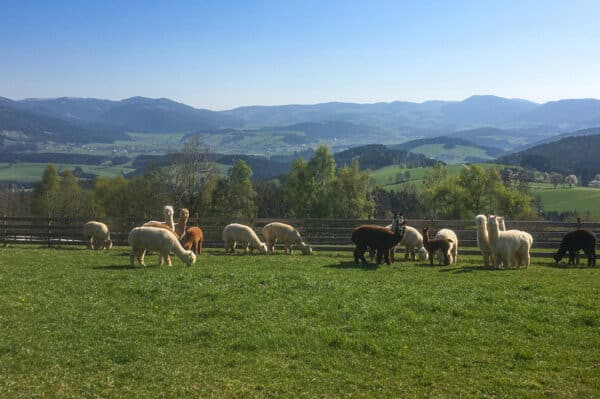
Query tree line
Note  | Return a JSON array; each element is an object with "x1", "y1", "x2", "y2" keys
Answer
[{"x1": 15, "y1": 137, "x2": 537, "y2": 221}]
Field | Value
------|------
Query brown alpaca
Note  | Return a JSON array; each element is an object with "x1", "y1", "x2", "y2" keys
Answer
[
  {"x1": 174, "y1": 208, "x2": 189, "y2": 237},
  {"x1": 422, "y1": 227, "x2": 452, "y2": 266},
  {"x1": 181, "y1": 226, "x2": 203, "y2": 254}
]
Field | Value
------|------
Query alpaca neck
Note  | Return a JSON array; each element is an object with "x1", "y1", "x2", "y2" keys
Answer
[
  {"x1": 164, "y1": 213, "x2": 175, "y2": 230},
  {"x1": 477, "y1": 223, "x2": 490, "y2": 248},
  {"x1": 175, "y1": 215, "x2": 189, "y2": 236},
  {"x1": 487, "y1": 221, "x2": 500, "y2": 248}
]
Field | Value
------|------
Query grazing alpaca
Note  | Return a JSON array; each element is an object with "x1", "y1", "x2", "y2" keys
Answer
[
  {"x1": 181, "y1": 226, "x2": 203, "y2": 255},
  {"x1": 422, "y1": 227, "x2": 452, "y2": 266},
  {"x1": 553, "y1": 229, "x2": 597, "y2": 266},
  {"x1": 475, "y1": 214, "x2": 492, "y2": 267},
  {"x1": 385, "y1": 224, "x2": 428, "y2": 261},
  {"x1": 128, "y1": 226, "x2": 196, "y2": 267},
  {"x1": 435, "y1": 228, "x2": 458, "y2": 264},
  {"x1": 222, "y1": 223, "x2": 268, "y2": 254},
  {"x1": 487, "y1": 215, "x2": 532, "y2": 269},
  {"x1": 174, "y1": 208, "x2": 189, "y2": 237},
  {"x1": 82, "y1": 221, "x2": 113, "y2": 250},
  {"x1": 262, "y1": 222, "x2": 312, "y2": 255},
  {"x1": 143, "y1": 205, "x2": 177, "y2": 235},
  {"x1": 352, "y1": 224, "x2": 405, "y2": 265}
]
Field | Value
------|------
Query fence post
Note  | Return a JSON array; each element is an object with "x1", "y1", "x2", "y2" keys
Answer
[
  {"x1": 2, "y1": 212, "x2": 6, "y2": 247},
  {"x1": 47, "y1": 216, "x2": 52, "y2": 248}
]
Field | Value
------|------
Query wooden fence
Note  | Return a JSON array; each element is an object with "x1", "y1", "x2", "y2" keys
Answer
[{"x1": 1, "y1": 215, "x2": 598, "y2": 258}]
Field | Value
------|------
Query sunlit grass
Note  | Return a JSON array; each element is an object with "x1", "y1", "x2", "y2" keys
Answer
[{"x1": 1, "y1": 246, "x2": 599, "y2": 397}]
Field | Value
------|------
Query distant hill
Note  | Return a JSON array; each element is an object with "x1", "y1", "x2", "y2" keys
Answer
[
  {"x1": 92, "y1": 97, "x2": 242, "y2": 133},
  {"x1": 388, "y1": 136, "x2": 504, "y2": 163},
  {"x1": 496, "y1": 134, "x2": 600, "y2": 184},
  {"x1": 438, "y1": 95, "x2": 538, "y2": 126},
  {"x1": 518, "y1": 99, "x2": 600, "y2": 126},
  {"x1": 333, "y1": 144, "x2": 438, "y2": 170},
  {"x1": 0, "y1": 98, "x2": 126, "y2": 144},
  {"x1": 19, "y1": 97, "x2": 115, "y2": 121},
  {"x1": 521, "y1": 127, "x2": 600, "y2": 148}
]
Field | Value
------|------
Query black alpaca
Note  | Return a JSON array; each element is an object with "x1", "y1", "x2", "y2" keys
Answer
[
  {"x1": 352, "y1": 225, "x2": 405, "y2": 265},
  {"x1": 553, "y1": 229, "x2": 597, "y2": 266}
]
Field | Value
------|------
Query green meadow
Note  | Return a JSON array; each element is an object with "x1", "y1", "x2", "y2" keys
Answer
[
  {"x1": 1, "y1": 246, "x2": 599, "y2": 398},
  {"x1": 530, "y1": 183, "x2": 600, "y2": 216}
]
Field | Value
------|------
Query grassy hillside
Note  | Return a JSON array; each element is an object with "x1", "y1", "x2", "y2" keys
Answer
[
  {"x1": 408, "y1": 143, "x2": 493, "y2": 164},
  {"x1": 0, "y1": 163, "x2": 135, "y2": 184},
  {"x1": 531, "y1": 183, "x2": 600, "y2": 216},
  {"x1": 1, "y1": 246, "x2": 599, "y2": 397}
]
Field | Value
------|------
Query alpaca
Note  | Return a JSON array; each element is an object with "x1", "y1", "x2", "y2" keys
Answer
[
  {"x1": 385, "y1": 224, "x2": 428, "y2": 261},
  {"x1": 553, "y1": 229, "x2": 597, "y2": 266},
  {"x1": 143, "y1": 205, "x2": 176, "y2": 235},
  {"x1": 181, "y1": 226, "x2": 203, "y2": 255},
  {"x1": 262, "y1": 222, "x2": 312, "y2": 255},
  {"x1": 174, "y1": 208, "x2": 189, "y2": 237},
  {"x1": 352, "y1": 224, "x2": 405, "y2": 265},
  {"x1": 475, "y1": 214, "x2": 492, "y2": 267},
  {"x1": 435, "y1": 228, "x2": 458, "y2": 264},
  {"x1": 128, "y1": 226, "x2": 196, "y2": 267},
  {"x1": 487, "y1": 215, "x2": 531, "y2": 269},
  {"x1": 222, "y1": 223, "x2": 268, "y2": 254},
  {"x1": 82, "y1": 221, "x2": 113, "y2": 250},
  {"x1": 422, "y1": 227, "x2": 452, "y2": 266}
]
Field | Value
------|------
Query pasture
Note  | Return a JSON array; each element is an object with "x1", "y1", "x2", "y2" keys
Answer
[
  {"x1": 1, "y1": 246, "x2": 599, "y2": 397},
  {"x1": 530, "y1": 183, "x2": 600, "y2": 217}
]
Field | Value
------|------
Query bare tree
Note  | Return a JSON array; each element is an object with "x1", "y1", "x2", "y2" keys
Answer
[{"x1": 165, "y1": 134, "x2": 215, "y2": 209}]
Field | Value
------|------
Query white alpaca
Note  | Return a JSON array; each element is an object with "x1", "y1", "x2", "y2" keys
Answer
[
  {"x1": 435, "y1": 228, "x2": 458, "y2": 264},
  {"x1": 222, "y1": 223, "x2": 268, "y2": 254},
  {"x1": 386, "y1": 224, "x2": 428, "y2": 261},
  {"x1": 496, "y1": 216, "x2": 533, "y2": 267},
  {"x1": 128, "y1": 226, "x2": 196, "y2": 267},
  {"x1": 487, "y1": 215, "x2": 532, "y2": 269},
  {"x1": 83, "y1": 221, "x2": 113, "y2": 250},
  {"x1": 262, "y1": 222, "x2": 312, "y2": 255},
  {"x1": 475, "y1": 215, "x2": 492, "y2": 267}
]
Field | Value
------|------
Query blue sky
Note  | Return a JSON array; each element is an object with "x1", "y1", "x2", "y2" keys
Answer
[{"x1": 1, "y1": 0, "x2": 599, "y2": 110}]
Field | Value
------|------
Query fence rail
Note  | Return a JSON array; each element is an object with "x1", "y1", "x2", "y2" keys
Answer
[{"x1": 1, "y1": 216, "x2": 598, "y2": 258}]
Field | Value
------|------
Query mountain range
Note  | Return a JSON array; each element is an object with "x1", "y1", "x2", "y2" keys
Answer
[{"x1": 2, "y1": 94, "x2": 600, "y2": 155}]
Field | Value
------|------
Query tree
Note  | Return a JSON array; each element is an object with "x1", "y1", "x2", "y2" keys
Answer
[
  {"x1": 31, "y1": 164, "x2": 61, "y2": 216},
  {"x1": 227, "y1": 160, "x2": 257, "y2": 218},
  {"x1": 549, "y1": 172, "x2": 563, "y2": 189},
  {"x1": 564, "y1": 174, "x2": 578, "y2": 188},
  {"x1": 329, "y1": 160, "x2": 374, "y2": 218},
  {"x1": 165, "y1": 134, "x2": 214, "y2": 209}
]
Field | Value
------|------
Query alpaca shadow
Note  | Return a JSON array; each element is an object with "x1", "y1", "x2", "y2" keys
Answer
[
  {"x1": 544, "y1": 261, "x2": 596, "y2": 269},
  {"x1": 324, "y1": 261, "x2": 382, "y2": 270},
  {"x1": 92, "y1": 264, "x2": 137, "y2": 270},
  {"x1": 439, "y1": 265, "x2": 503, "y2": 274}
]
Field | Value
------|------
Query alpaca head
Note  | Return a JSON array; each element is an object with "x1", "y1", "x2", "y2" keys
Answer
[
  {"x1": 417, "y1": 246, "x2": 429, "y2": 260},
  {"x1": 259, "y1": 242, "x2": 268, "y2": 254},
  {"x1": 104, "y1": 239, "x2": 113, "y2": 250},
  {"x1": 552, "y1": 251, "x2": 563, "y2": 263},
  {"x1": 475, "y1": 214, "x2": 487, "y2": 227},
  {"x1": 184, "y1": 250, "x2": 197, "y2": 266},
  {"x1": 163, "y1": 205, "x2": 174, "y2": 219},
  {"x1": 180, "y1": 208, "x2": 189, "y2": 220},
  {"x1": 300, "y1": 242, "x2": 313, "y2": 255}
]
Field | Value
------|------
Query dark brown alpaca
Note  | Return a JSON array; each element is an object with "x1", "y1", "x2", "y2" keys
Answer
[{"x1": 422, "y1": 227, "x2": 452, "y2": 266}]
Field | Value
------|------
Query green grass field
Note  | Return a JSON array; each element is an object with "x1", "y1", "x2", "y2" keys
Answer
[
  {"x1": 531, "y1": 183, "x2": 600, "y2": 216},
  {"x1": 0, "y1": 163, "x2": 135, "y2": 183},
  {"x1": 1, "y1": 246, "x2": 599, "y2": 397}
]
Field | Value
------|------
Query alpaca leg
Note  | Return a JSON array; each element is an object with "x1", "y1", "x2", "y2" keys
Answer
[
  {"x1": 384, "y1": 248, "x2": 391, "y2": 265},
  {"x1": 452, "y1": 245, "x2": 458, "y2": 264},
  {"x1": 130, "y1": 249, "x2": 136, "y2": 267},
  {"x1": 198, "y1": 240, "x2": 203, "y2": 255},
  {"x1": 138, "y1": 249, "x2": 146, "y2": 266},
  {"x1": 164, "y1": 252, "x2": 172, "y2": 267}
]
